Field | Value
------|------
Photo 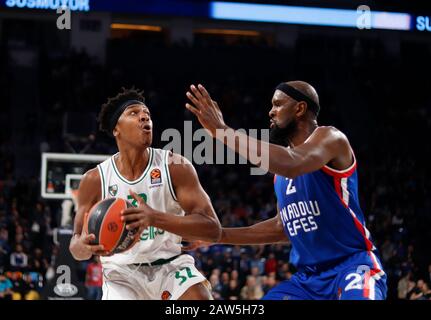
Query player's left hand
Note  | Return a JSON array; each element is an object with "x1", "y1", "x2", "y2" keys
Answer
[
  {"x1": 121, "y1": 190, "x2": 156, "y2": 234},
  {"x1": 181, "y1": 240, "x2": 213, "y2": 251},
  {"x1": 185, "y1": 84, "x2": 228, "y2": 137}
]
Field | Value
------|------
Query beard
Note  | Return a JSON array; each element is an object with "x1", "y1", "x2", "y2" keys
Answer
[{"x1": 269, "y1": 120, "x2": 298, "y2": 147}]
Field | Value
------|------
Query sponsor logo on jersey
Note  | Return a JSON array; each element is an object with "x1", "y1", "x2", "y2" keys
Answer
[
  {"x1": 279, "y1": 200, "x2": 321, "y2": 237},
  {"x1": 140, "y1": 226, "x2": 165, "y2": 241},
  {"x1": 150, "y1": 168, "x2": 162, "y2": 184},
  {"x1": 108, "y1": 184, "x2": 118, "y2": 196},
  {"x1": 161, "y1": 290, "x2": 172, "y2": 300}
]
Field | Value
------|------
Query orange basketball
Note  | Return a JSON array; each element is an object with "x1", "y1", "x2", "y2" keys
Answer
[{"x1": 84, "y1": 198, "x2": 138, "y2": 254}]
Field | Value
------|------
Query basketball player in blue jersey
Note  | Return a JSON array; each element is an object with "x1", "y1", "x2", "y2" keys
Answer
[{"x1": 185, "y1": 82, "x2": 387, "y2": 300}]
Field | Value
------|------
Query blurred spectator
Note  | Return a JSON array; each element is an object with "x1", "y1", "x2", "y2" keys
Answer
[
  {"x1": 381, "y1": 238, "x2": 395, "y2": 264},
  {"x1": 10, "y1": 244, "x2": 28, "y2": 272},
  {"x1": 277, "y1": 262, "x2": 291, "y2": 281},
  {"x1": 420, "y1": 283, "x2": 431, "y2": 300},
  {"x1": 220, "y1": 271, "x2": 230, "y2": 299},
  {"x1": 239, "y1": 252, "x2": 250, "y2": 274},
  {"x1": 0, "y1": 227, "x2": 11, "y2": 272},
  {"x1": 226, "y1": 279, "x2": 241, "y2": 300},
  {"x1": 250, "y1": 266, "x2": 265, "y2": 287},
  {"x1": 0, "y1": 273, "x2": 13, "y2": 300},
  {"x1": 409, "y1": 279, "x2": 426, "y2": 300},
  {"x1": 262, "y1": 273, "x2": 277, "y2": 294},
  {"x1": 29, "y1": 248, "x2": 48, "y2": 276},
  {"x1": 230, "y1": 269, "x2": 243, "y2": 287},
  {"x1": 209, "y1": 273, "x2": 223, "y2": 300},
  {"x1": 21, "y1": 273, "x2": 40, "y2": 300},
  {"x1": 265, "y1": 253, "x2": 277, "y2": 274},
  {"x1": 85, "y1": 256, "x2": 103, "y2": 300},
  {"x1": 8, "y1": 271, "x2": 25, "y2": 300},
  {"x1": 397, "y1": 271, "x2": 415, "y2": 300},
  {"x1": 29, "y1": 202, "x2": 49, "y2": 249},
  {"x1": 240, "y1": 275, "x2": 264, "y2": 300},
  {"x1": 220, "y1": 250, "x2": 234, "y2": 272}
]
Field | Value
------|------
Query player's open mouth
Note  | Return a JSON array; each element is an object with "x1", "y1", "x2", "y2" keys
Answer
[
  {"x1": 141, "y1": 124, "x2": 152, "y2": 133},
  {"x1": 270, "y1": 121, "x2": 276, "y2": 128}
]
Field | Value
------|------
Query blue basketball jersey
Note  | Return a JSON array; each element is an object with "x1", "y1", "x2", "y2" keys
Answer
[{"x1": 274, "y1": 154, "x2": 384, "y2": 278}]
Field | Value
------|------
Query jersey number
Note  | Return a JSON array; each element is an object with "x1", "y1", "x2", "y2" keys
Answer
[
  {"x1": 127, "y1": 193, "x2": 147, "y2": 207},
  {"x1": 175, "y1": 267, "x2": 197, "y2": 286},
  {"x1": 286, "y1": 178, "x2": 297, "y2": 195},
  {"x1": 345, "y1": 273, "x2": 363, "y2": 291}
]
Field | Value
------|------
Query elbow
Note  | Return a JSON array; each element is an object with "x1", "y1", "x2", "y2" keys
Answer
[
  {"x1": 201, "y1": 217, "x2": 222, "y2": 243},
  {"x1": 208, "y1": 219, "x2": 222, "y2": 243}
]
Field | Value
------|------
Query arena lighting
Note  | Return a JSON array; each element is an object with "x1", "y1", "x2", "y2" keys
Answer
[
  {"x1": 110, "y1": 23, "x2": 162, "y2": 32},
  {"x1": 210, "y1": 1, "x2": 412, "y2": 31},
  {"x1": 194, "y1": 28, "x2": 260, "y2": 36}
]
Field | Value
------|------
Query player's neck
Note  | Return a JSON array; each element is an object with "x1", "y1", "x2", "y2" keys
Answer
[
  {"x1": 116, "y1": 147, "x2": 150, "y2": 181},
  {"x1": 289, "y1": 120, "x2": 318, "y2": 147}
]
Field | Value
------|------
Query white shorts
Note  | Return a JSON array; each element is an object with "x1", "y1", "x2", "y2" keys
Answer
[{"x1": 101, "y1": 254, "x2": 209, "y2": 300}]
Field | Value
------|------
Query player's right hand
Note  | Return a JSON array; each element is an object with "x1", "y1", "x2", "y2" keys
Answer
[
  {"x1": 70, "y1": 231, "x2": 111, "y2": 260},
  {"x1": 185, "y1": 84, "x2": 228, "y2": 138}
]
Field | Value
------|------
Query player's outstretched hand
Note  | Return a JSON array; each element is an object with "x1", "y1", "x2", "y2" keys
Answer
[
  {"x1": 185, "y1": 84, "x2": 228, "y2": 137},
  {"x1": 181, "y1": 240, "x2": 213, "y2": 251}
]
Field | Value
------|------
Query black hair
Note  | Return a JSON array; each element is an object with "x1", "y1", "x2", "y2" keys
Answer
[{"x1": 98, "y1": 87, "x2": 145, "y2": 134}]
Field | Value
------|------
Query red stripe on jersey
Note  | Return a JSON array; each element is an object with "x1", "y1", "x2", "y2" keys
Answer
[
  {"x1": 333, "y1": 177, "x2": 348, "y2": 208},
  {"x1": 363, "y1": 270, "x2": 371, "y2": 298},
  {"x1": 321, "y1": 161, "x2": 357, "y2": 178},
  {"x1": 367, "y1": 251, "x2": 384, "y2": 276},
  {"x1": 350, "y1": 212, "x2": 373, "y2": 251}
]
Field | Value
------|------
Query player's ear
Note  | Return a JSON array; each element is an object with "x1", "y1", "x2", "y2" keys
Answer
[
  {"x1": 296, "y1": 101, "x2": 307, "y2": 117},
  {"x1": 113, "y1": 126, "x2": 119, "y2": 137}
]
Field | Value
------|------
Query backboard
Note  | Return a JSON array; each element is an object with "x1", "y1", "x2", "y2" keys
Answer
[{"x1": 41, "y1": 152, "x2": 110, "y2": 200}]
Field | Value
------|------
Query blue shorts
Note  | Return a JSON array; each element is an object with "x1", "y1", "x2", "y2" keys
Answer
[{"x1": 263, "y1": 251, "x2": 387, "y2": 300}]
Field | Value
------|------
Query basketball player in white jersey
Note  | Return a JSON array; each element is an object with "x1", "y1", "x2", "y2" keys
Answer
[{"x1": 69, "y1": 88, "x2": 222, "y2": 300}]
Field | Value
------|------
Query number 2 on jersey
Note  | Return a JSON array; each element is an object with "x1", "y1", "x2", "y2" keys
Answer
[{"x1": 286, "y1": 178, "x2": 297, "y2": 195}]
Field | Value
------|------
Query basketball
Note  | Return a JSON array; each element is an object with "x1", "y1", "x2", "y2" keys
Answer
[{"x1": 84, "y1": 198, "x2": 138, "y2": 254}]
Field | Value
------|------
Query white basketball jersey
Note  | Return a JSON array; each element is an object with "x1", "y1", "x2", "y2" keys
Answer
[{"x1": 97, "y1": 147, "x2": 184, "y2": 266}]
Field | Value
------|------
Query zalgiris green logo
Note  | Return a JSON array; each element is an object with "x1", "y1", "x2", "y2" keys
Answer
[{"x1": 108, "y1": 184, "x2": 118, "y2": 196}]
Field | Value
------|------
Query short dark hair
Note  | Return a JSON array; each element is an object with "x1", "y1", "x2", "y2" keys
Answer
[{"x1": 98, "y1": 87, "x2": 145, "y2": 135}]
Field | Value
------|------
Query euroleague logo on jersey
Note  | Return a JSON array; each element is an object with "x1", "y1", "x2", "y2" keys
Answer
[{"x1": 150, "y1": 168, "x2": 162, "y2": 184}]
